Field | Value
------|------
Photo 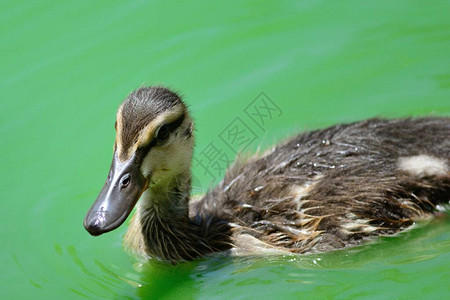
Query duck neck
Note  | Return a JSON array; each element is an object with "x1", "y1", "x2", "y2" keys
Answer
[{"x1": 128, "y1": 172, "x2": 231, "y2": 262}]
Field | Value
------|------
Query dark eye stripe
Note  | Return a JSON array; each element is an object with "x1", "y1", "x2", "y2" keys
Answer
[
  {"x1": 166, "y1": 111, "x2": 185, "y2": 132},
  {"x1": 134, "y1": 112, "x2": 186, "y2": 162}
]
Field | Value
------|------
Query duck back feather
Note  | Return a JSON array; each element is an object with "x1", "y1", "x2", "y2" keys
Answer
[{"x1": 193, "y1": 117, "x2": 450, "y2": 254}]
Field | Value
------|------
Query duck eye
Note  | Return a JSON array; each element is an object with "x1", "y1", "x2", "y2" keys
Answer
[
  {"x1": 156, "y1": 124, "x2": 170, "y2": 142},
  {"x1": 120, "y1": 174, "x2": 130, "y2": 188}
]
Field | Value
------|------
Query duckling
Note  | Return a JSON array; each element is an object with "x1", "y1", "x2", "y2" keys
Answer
[{"x1": 84, "y1": 86, "x2": 450, "y2": 263}]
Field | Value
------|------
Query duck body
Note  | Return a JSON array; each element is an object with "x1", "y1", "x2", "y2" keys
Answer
[
  {"x1": 84, "y1": 87, "x2": 450, "y2": 263},
  {"x1": 195, "y1": 117, "x2": 450, "y2": 255}
]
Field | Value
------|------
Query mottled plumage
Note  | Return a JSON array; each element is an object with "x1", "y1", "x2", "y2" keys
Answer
[
  {"x1": 84, "y1": 86, "x2": 450, "y2": 263},
  {"x1": 196, "y1": 118, "x2": 450, "y2": 254}
]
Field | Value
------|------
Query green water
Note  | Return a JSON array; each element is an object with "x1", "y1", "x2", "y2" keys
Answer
[{"x1": 1, "y1": 0, "x2": 449, "y2": 299}]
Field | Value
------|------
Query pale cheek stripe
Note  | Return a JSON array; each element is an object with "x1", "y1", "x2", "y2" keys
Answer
[
  {"x1": 115, "y1": 104, "x2": 186, "y2": 162},
  {"x1": 115, "y1": 104, "x2": 125, "y2": 159}
]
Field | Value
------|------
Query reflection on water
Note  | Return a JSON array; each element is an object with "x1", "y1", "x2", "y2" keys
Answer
[{"x1": 128, "y1": 217, "x2": 449, "y2": 299}]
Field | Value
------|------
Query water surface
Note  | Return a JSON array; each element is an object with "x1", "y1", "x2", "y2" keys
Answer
[{"x1": 1, "y1": 0, "x2": 449, "y2": 299}]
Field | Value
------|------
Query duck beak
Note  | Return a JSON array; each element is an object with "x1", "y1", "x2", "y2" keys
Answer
[{"x1": 84, "y1": 152, "x2": 148, "y2": 236}]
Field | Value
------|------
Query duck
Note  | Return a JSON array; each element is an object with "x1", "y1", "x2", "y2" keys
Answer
[{"x1": 84, "y1": 86, "x2": 450, "y2": 263}]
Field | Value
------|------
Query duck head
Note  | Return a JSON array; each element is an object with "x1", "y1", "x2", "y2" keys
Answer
[{"x1": 84, "y1": 87, "x2": 194, "y2": 236}]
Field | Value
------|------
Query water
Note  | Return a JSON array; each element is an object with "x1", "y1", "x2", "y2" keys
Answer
[{"x1": 1, "y1": 0, "x2": 449, "y2": 298}]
